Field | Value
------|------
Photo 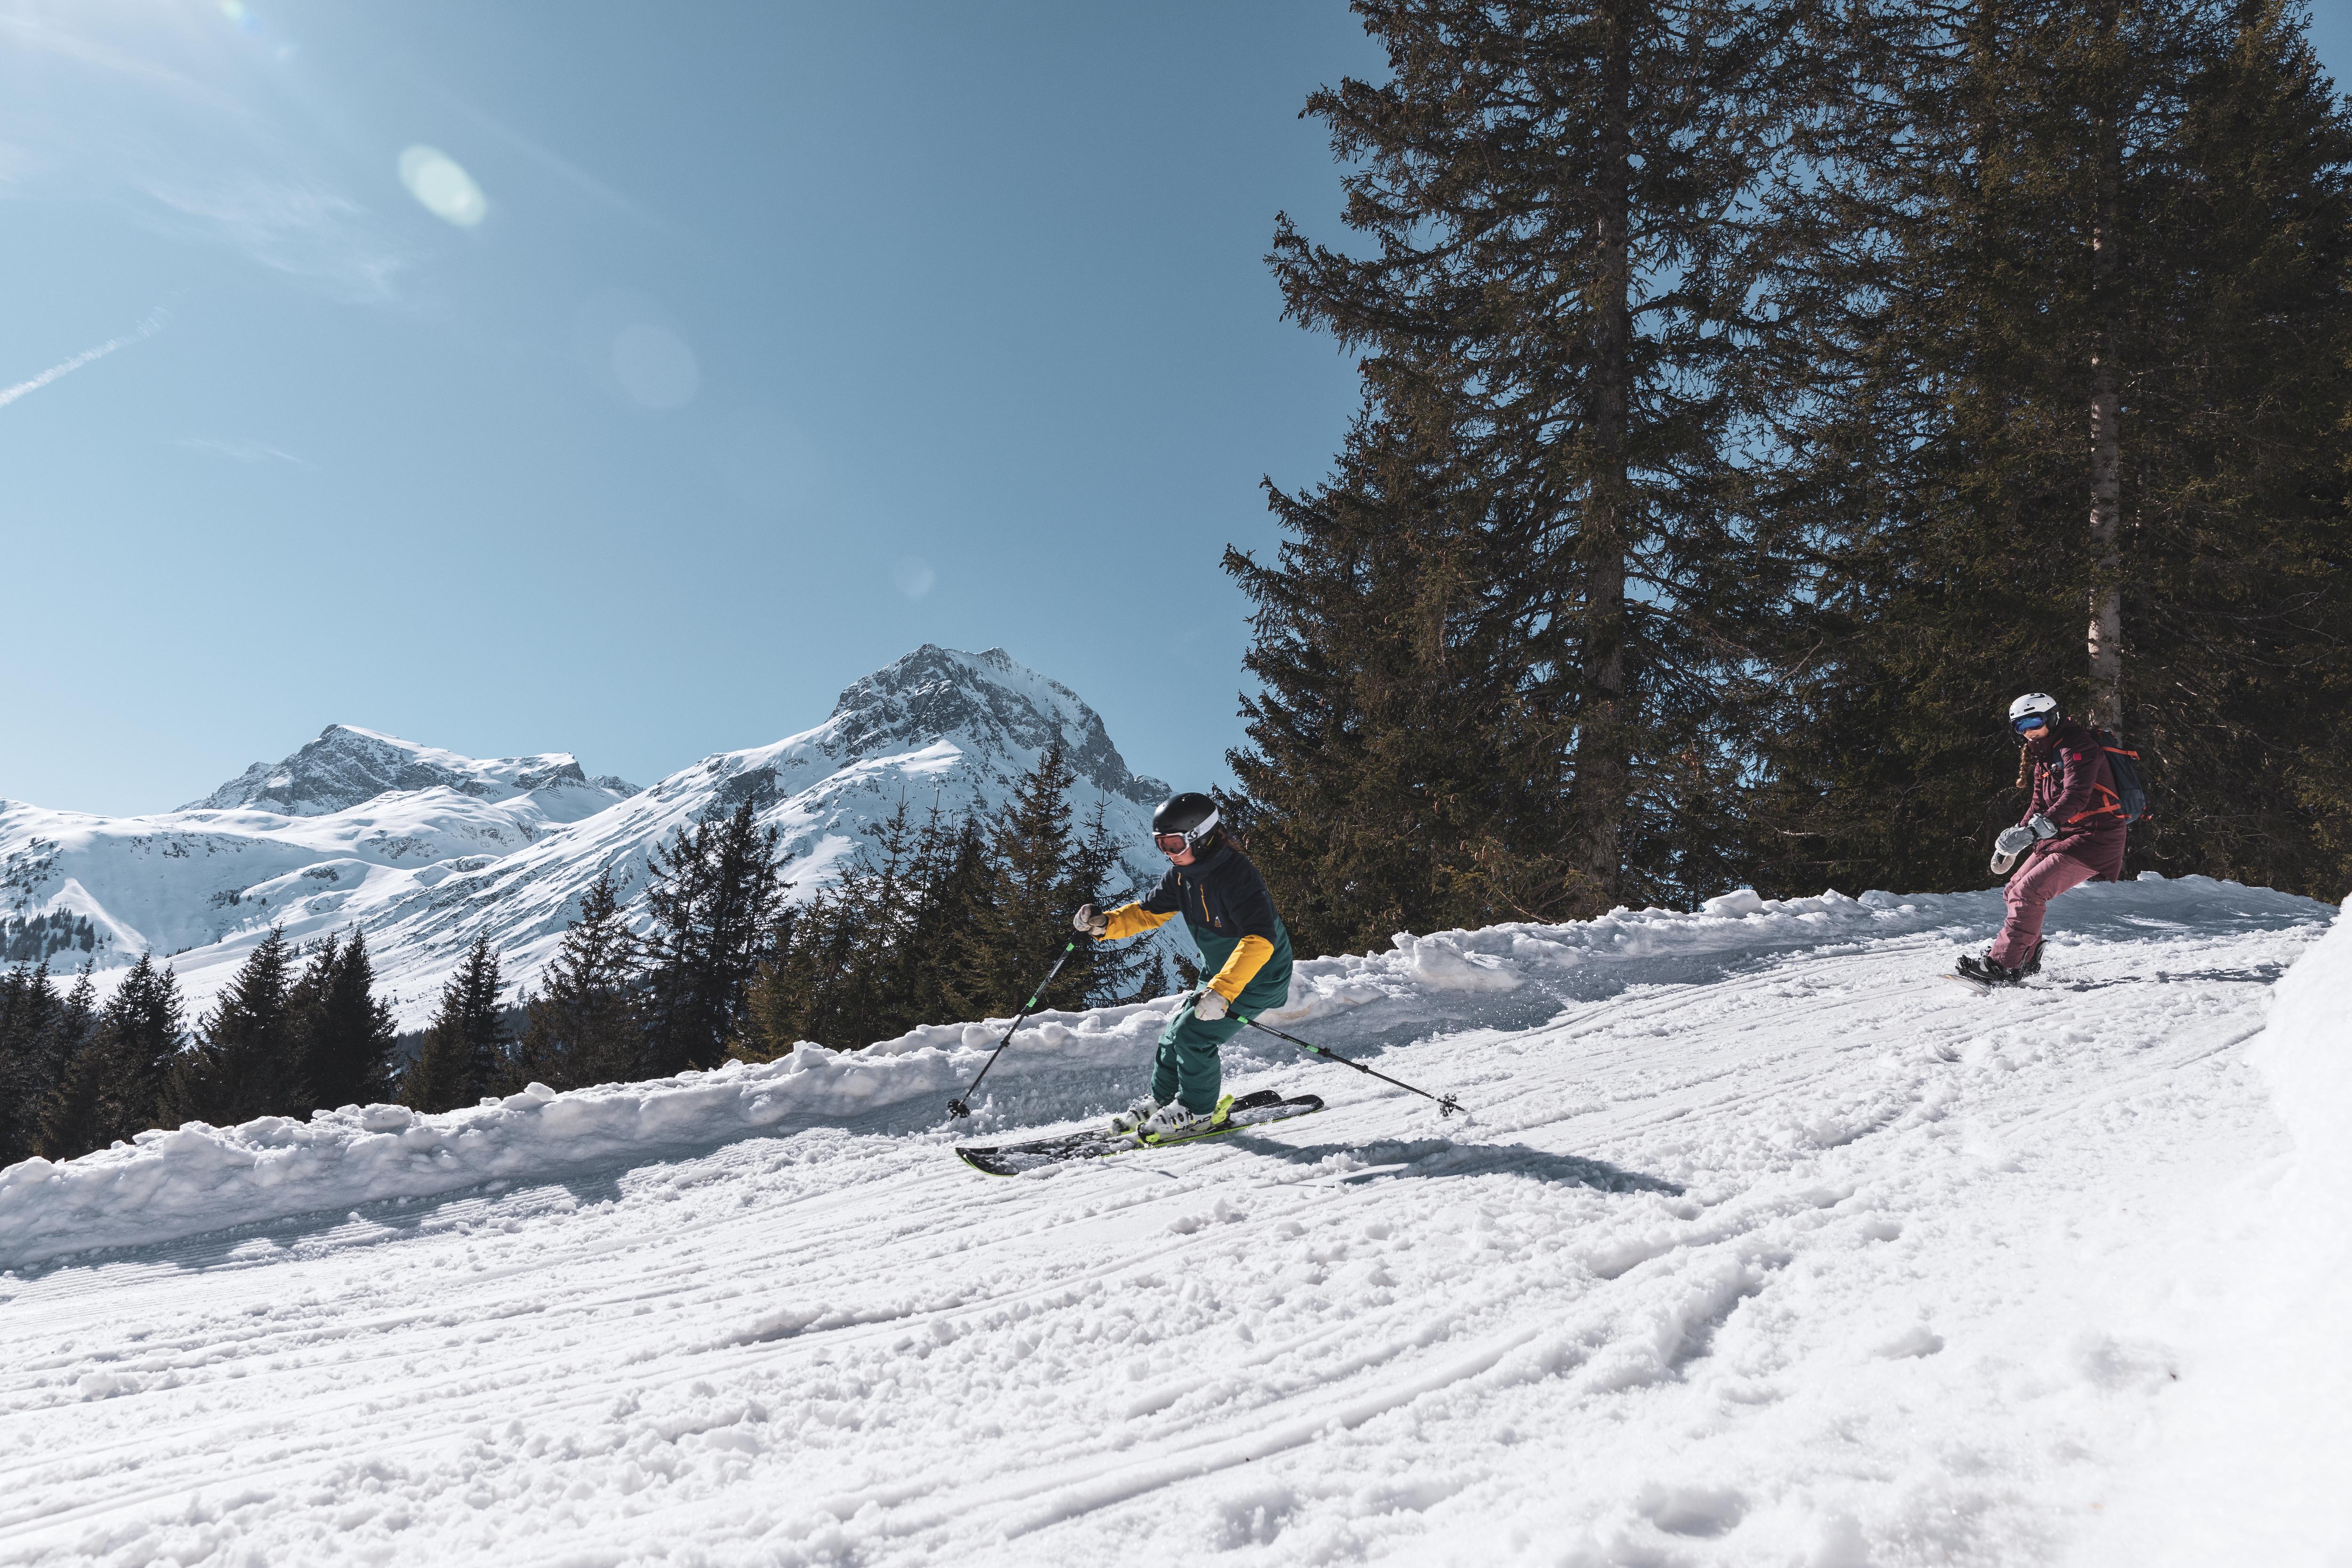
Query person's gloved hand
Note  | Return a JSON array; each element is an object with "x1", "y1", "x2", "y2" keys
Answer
[
  {"x1": 1995, "y1": 825, "x2": 2036, "y2": 857},
  {"x1": 2027, "y1": 813, "x2": 2058, "y2": 840},
  {"x1": 1073, "y1": 904, "x2": 1109, "y2": 938},
  {"x1": 1192, "y1": 989, "x2": 1229, "y2": 1022}
]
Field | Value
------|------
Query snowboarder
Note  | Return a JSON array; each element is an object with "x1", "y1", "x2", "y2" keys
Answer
[
  {"x1": 1073, "y1": 792, "x2": 1295, "y2": 1142},
  {"x1": 1958, "y1": 692, "x2": 2130, "y2": 985}
]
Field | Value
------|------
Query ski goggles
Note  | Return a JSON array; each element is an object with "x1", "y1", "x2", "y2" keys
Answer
[
  {"x1": 1152, "y1": 810, "x2": 1218, "y2": 854},
  {"x1": 2012, "y1": 714, "x2": 2052, "y2": 734}
]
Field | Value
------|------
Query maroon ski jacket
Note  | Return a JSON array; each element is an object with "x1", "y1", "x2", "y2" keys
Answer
[{"x1": 2022, "y1": 718, "x2": 2127, "y2": 879}]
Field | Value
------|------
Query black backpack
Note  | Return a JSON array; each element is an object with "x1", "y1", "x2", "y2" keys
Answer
[{"x1": 2095, "y1": 728, "x2": 2148, "y2": 824}]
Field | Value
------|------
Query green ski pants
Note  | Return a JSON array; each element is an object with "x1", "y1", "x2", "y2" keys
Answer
[{"x1": 1152, "y1": 1000, "x2": 1247, "y2": 1113}]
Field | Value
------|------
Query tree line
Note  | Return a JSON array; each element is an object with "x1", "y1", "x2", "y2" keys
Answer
[
  {"x1": 1230, "y1": 0, "x2": 2352, "y2": 958},
  {"x1": 0, "y1": 741, "x2": 1159, "y2": 1167}
]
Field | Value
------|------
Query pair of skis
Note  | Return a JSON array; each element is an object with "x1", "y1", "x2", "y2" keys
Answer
[
  {"x1": 944, "y1": 959, "x2": 1464, "y2": 1175},
  {"x1": 954, "y1": 1088, "x2": 1325, "y2": 1176}
]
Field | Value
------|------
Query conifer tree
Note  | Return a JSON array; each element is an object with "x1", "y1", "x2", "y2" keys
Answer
[
  {"x1": 0, "y1": 961, "x2": 64, "y2": 1166},
  {"x1": 401, "y1": 933, "x2": 509, "y2": 1112},
  {"x1": 897, "y1": 810, "x2": 991, "y2": 1024},
  {"x1": 112, "y1": 956, "x2": 188, "y2": 1138},
  {"x1": 302, "y1": 930, "x2": 400, "y2": 1109},
  {"x1": 28, "y1": 966, "x2": 103, "y2": 1161},
  {"x1": 956, "y1": 740, "x2": 1092, "y2": 1018},
  {"x1": 1232, "y1": 385, "x2": 1600, "y2": 952},
  {"x1": 284, "y1": 934, "x2": 341, "y2": 1099},
  {"x1": 1263, "y1": 0, "x2": 1797, "y2": 912},
  {"x1": 1742, "y1": 0, "x2": 2352, "y2": 897},
  {"x1": 642, "y1": 798, "x2": 788, "y2": 1074},
  {"x1": 170, "y1": 929, "x2": 301, "y2": 1128},
  {"x1": 1066, "y1": 799, "x2": 1159, "y2": 1004},
  {"x1": 740, "y1": 800, "x2": 962, "y2": 1056},
  {"x1": 512, "y1": 868, "x2": 646, "y2": 1091}
]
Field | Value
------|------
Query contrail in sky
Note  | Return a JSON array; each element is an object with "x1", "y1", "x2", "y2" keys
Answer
[{"x1": 0, "y1": 310, "x2": 167, "y2": 409}]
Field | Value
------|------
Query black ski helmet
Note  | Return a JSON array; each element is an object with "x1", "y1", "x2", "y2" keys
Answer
[{"x1": 1151, "y1": 792, "x2": 1220, "y2": 852}]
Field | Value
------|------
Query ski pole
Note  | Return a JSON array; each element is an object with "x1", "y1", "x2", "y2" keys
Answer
[
  {"x1": 946, "y1": 893, "x2": 1132, "y2": 1119},
  {"x1": 1237, "y1": 1013, "x2": 1464, "y2": 1117}
]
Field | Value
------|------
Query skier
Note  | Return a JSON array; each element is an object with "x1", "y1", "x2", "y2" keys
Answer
[
  {"x1": 1073, "y1": 792, "x2": 1295, "y2": 1142},
  {"x1": 1959, "y1": 692, "x2": 2129, "y2": 985}
]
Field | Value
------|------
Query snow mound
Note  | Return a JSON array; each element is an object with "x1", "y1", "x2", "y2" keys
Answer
[
  {"x1": 2082, "y1": 893, "x2": 2352, "y2": 1561},
  {"x1": 2256, "y1": 893, "x2": 2352, "y2": 1194},
  {"x1": 0, "y1": 875, "x2": 2320, "y2": 1272}
]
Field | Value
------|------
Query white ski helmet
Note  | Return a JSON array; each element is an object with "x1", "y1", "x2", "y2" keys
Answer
[{"x1": 2008, "y1": 692, "x2": 2060, "y2": 730}]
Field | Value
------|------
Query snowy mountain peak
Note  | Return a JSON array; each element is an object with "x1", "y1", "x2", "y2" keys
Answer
[
  {"x1": 183, "y1": 724, "x2": 641, "y2": 817},
  {"x1": 8, "y1": 647, "x2": 1168, "y2": 1027},
  {"x1": 822, "y1": 645, "x2": 1170, "y2": 807}
]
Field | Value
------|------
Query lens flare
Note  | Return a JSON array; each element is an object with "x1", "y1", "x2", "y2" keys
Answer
[
  {"x1": 397, "y1": 145, "x2": 486, "y2": 228},
  {"x1": 610, "y1": 324, "x2": 698, "y2": 409}
]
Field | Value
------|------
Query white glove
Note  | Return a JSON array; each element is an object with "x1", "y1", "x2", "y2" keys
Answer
[
  {"x1": 1994, "y1": 825, "x2": 2036, "y2": 857},
  {"x1": 2027, "y1": 813, "x2": 2058, "y2": 840},
  {"x1": 1192, "y1": 989, "x2": 1229, "y2": 1022},
  {"x1": 1073, "y1": 904, "x2": 1109, "y2": 938}
]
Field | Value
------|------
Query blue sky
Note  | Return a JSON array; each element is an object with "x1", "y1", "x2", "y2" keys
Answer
[
  {"x1": 4, "y1": 3, "x2": 2349, "y2": 816},
  {"x1": 0, "y1": 1, "x2": 1383, "y2": 813}
]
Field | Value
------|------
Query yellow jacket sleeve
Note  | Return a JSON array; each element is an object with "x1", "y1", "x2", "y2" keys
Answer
[
  {"x1": 1207, "y1": 935, "x2": 1276, "y2": 1003},
  {"x1": 1101, "y1": 904, "x2": 1175, "y2": 942}
]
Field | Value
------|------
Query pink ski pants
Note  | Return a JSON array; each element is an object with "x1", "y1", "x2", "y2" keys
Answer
[{"x1": 1989, "y1": 830, "x2": 2126, "y2": 969}]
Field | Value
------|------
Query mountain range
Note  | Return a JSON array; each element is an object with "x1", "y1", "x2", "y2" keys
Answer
[{"x1": 0, "y1": 646, "x2": 1174, "y2": 1027}]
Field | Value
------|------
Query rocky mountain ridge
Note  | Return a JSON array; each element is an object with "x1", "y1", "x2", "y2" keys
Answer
[
  {"x1": 183, "y1": 726, "x2": 640, "y2": 816},
  {"x1": 0, "y1": 647, "x2": 1177, "y2": 1028}
]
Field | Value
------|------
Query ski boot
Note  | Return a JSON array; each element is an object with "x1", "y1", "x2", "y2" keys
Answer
[
  {"x1": 1108, "y1": 1096, "x2": 1163, "y2": 1135},
  {"x1": 2020, "y1": 940, "x2": 2044, "y2": 977},
  {"x1": 1137, "y1": 1095, "x2": 1234, "y2": 1144},
  {"x1": 1956, "y1": 950, "x2": 2026, "y2": 986}
]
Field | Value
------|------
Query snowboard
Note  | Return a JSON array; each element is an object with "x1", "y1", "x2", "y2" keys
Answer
[
  {"x1": 955, "y1": 1089, "x2": 1325, "y2": 1177},
  {"x1": 1942, "y1": 970, "x2": 2050, "y2": 992}
]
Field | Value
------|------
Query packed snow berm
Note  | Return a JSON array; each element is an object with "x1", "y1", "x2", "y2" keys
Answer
[{"x1": 3, "y1": 874, "x2": 2348, "y2": 1565}]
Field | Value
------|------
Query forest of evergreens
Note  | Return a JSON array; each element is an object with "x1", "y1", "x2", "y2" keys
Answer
[
  {"x1": 0, "y1": 743, "x2": 1159, "y2": 1164},
  {"x1": 1228, "y1": 0, "x2": 2352, "y2": 957}
]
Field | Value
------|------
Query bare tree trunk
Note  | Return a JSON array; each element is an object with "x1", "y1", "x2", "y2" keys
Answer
[
  {"x1": 1573, "y1": 0, "x2": 1634, "y2": 897},
  {"x1": 2085, "y1": 0, "x2": 2125, "y2": 732}
]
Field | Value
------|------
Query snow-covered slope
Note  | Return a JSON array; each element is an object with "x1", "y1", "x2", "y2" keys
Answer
[
  {"x1": 0, "y1": 647, "x2": 1171, "y2": 1026},
  {"x1": 1, "y1": 875, "x2": 2343, "y2": 1566}
]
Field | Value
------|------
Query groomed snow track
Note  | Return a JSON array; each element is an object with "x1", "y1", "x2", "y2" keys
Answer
[{"x1": 2, "y1": 877, "x2": 2346, "y2": 1567}]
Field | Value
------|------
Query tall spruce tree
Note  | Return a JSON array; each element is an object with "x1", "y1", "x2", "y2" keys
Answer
[
  {"x1": 956, "y1": 740, "x2": 1095, "y2": 1018},
  {"x1": 37, "y1": 955, "x2": 186, "y2": 1160},
  {"x1": 0, "y1": 962, "x2": 64, "y2": 1166},
  {"x1": 642, "y1": 797, "x2": 788, "y2": 1074},
  {"x1": 302, "y1": 930, "x2": 400, "y2": 1109},
  {"x1": 401, "y1": 933, "x2": 509, "y2": 1112},
  {"x1": 77, "y1": 956, "x2": 185, "y2": 1154},
  {"x1": 898, "y1": 810, "x2": 992, "y2": 1024},
  {"x1": 1067, "y1": 799, "x2": 1160, "y2": 1004},
  {"x1": 170, "y1": 929, "x2": 301, "y2": 1128},
  {"x1": 1258, "y1": 0, "x2": 1797, "y2": 917},
  {"x1": 1743, "y1": 0, "x2": 2352, "y2": 897},
  {"x1": 284, "y1": 934, "x2": 341, "y2": 1101},
  {"x1": 1232, "y1": 385, "x2": 1601, "y2": 952},
  {"x1": 2118, "y1": 0, "x2": 2352, "y2": 889},
  {"x1": 26, "y1": 966, "x2": 100, "y2": 1160},
  {"x1": 512, "y1": 868, "x2": 645, "y2": 1091}
]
